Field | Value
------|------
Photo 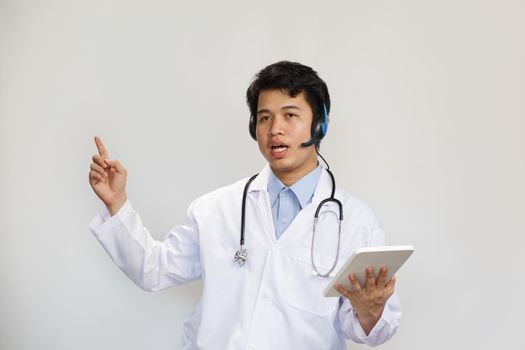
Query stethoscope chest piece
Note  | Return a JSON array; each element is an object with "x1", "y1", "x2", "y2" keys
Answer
[{"x1": 234, "y1": 246, "x2": 248, "y2": 267}]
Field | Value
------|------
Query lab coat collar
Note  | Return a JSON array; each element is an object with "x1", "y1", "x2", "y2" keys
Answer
[{"x1": 248, "y1": 163, "x2": 272, "y2": 192}]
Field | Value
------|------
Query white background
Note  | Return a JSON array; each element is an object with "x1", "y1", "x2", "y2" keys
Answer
[{"x1": 1, "y1": 1, "x2": 524, "y2": 349}]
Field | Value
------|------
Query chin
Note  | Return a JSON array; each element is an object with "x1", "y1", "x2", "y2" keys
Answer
[{"x1": 269, "y1": 159, "x2": 295, "y2": 173}]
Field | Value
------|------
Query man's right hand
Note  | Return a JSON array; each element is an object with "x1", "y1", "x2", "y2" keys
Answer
[{"x1": 89, "y1": 136, "x2": 128, "y2": 216}]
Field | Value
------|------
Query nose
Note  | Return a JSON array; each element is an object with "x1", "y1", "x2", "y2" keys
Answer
[{"x1": 269, "y1": 116, "x2": 285, "y2": 136}]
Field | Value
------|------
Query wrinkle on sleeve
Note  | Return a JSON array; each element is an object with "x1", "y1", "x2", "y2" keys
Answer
[{"x1": 89, "y1": 199, "x2": 201, "y2": 291}]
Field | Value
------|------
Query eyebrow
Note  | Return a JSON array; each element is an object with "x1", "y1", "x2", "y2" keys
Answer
[{"x1": 256, "y1": 105, "x2": 302, "y2": 115}]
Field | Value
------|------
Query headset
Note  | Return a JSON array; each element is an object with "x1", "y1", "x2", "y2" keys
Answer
[{"x1": 249, "y1": 101, "x2": 330, "y2": 147}]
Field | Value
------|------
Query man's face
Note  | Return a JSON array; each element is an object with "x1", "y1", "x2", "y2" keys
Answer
[{"x1": 256, "y1": 89, "x2": 319, "y2": 182}]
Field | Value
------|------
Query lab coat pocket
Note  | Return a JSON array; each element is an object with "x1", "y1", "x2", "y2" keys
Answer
[{"x1": 285, "y1": 246, "x2": 338, "y2": 317}]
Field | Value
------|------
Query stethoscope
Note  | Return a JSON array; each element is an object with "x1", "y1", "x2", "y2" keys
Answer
[{"x1": 234, "y1": 162, "x2": 343, "y2": 278}]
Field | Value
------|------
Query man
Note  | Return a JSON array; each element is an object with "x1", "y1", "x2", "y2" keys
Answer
[{"x1": 88, "y1": 61, "x2": 401, "y2": 349}]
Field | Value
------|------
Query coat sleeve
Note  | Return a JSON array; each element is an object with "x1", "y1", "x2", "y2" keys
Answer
[
  {"x1": 88, "y1": 199, "x2": 201, "y2": 291},
  {"x1": 334, "y1": 216, "x2": 402, "y2": 346}
]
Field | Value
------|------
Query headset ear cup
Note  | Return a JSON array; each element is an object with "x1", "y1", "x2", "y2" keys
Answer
[
  {"x1": 320, "y1": 119, "x2": 328, "y2": 137},
  {"x1": 249, "y1": 115, "x2": 257, "y2": 140},
  {"x1": 311, "y1": 117, "x2": 323, "y2": 142}
]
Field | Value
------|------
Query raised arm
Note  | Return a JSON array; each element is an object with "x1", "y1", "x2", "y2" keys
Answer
[{"x1": 88, "y1": 136, "x2": 201, "y2": 291}]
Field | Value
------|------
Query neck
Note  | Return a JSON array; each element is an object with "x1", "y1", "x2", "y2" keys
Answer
[{"x1": 272, "y1": 159, "x2": 319, "y2": 187}]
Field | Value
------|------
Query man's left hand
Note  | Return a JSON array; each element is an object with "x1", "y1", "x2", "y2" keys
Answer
[{"x1": 335, "y1": 266, "x2": 395, "y2": 335}]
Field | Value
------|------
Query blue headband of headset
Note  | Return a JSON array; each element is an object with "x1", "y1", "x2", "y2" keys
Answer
[{"x1": 321, "y1": 103, "x2": 328, "y2": 136}]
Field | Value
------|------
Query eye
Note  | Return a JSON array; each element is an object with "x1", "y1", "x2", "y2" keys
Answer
[
  {"x1": 287, "y1": 113, "x2": 297, "y2": 118},
  {"x1": 259, "y1": 115, "x2": 270, "y2": 122}
]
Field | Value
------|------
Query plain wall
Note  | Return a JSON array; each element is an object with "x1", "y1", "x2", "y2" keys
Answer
[{"x1": 1, "y1": 0, "x2": 524, "y2": 349}]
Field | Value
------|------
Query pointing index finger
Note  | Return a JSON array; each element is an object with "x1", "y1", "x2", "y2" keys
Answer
[{"x1": 94, "y1": 136, "x2": 109, "y2": 158}]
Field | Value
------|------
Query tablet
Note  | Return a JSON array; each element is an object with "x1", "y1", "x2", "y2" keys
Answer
[{"x1": 323, "y1": 245, "x2": 414, "y2": 297}]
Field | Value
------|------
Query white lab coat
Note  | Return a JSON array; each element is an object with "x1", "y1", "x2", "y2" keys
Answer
[{"x1": 89, "y1": 164, "x2": 401, "y2": 349}]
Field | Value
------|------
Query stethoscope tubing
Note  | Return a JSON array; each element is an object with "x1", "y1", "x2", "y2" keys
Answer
[{"x1": 237, "y1": 167, "x2": 343, "y2": 277}]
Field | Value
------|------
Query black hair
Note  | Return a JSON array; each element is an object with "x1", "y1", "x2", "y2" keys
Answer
[{"x1": 246, "y1": 61, "x2": 331, "y2": 148}]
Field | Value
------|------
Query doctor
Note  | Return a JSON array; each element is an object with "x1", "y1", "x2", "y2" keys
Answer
[{"x1": 88, "y1": 61, "x2": 401, "y2": 349}]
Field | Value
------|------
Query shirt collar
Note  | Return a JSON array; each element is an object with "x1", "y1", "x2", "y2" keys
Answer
[{"x1": 267, "y1": 164, "x2": 322, "y2": 209}]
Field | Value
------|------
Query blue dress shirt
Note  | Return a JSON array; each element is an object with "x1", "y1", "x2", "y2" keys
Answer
[{"x1": 267, "y1": 164, "x2": 322, "y2": 239}]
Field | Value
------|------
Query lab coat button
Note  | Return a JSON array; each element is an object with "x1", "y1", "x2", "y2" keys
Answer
[
  {"x1": 272, "y1": 244, "x2": 280, "y2": 252},
  {"x1": 261, "y1": 294, "x2": 269, "y2": 302},
  {"x1": 247, "y1": 344, "x2": 256, "y2": 350}
]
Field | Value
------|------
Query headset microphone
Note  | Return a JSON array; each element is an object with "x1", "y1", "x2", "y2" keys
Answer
[{"x1": 300, "y1": 136, "x2": 317, "y2": 148}]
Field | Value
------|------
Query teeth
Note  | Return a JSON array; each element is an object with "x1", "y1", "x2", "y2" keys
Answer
[{"x1": 273, "y1": 146, "x2": 287, "y2": 152}]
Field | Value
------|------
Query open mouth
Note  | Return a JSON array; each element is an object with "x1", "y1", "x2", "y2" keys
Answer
[
  {"x1": 270, "y1": 144, "x2": 289, "y2": 158},
  {"x1": 271, "y1": 144, "x2": 289, "y2": 152}
]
